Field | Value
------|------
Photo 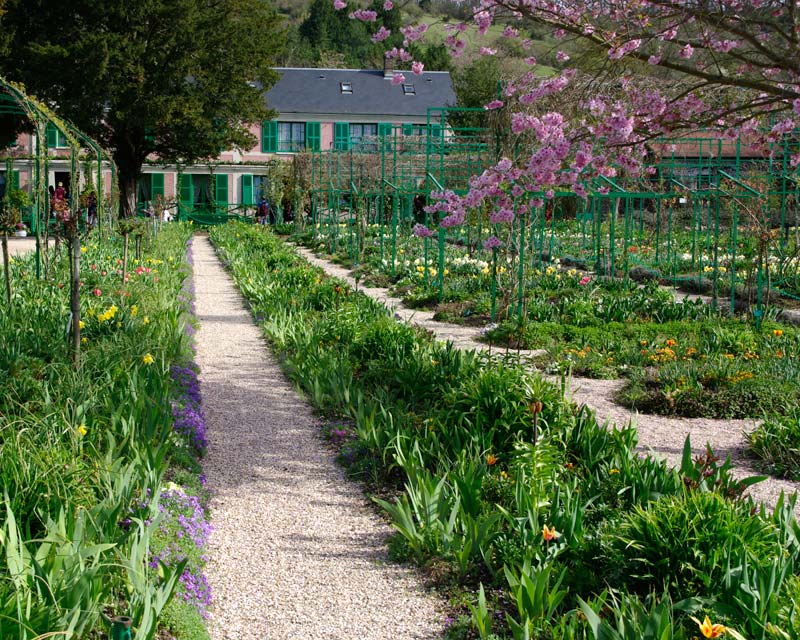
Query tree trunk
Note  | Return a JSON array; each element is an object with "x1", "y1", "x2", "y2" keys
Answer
[
  {"x1": 69, "y1": 228, "x2": 81, "y2": 367},
  {"x1": 118, "y1": 173, "x2": 139, "y2": 219},
  {"x1": 2, "y1": 235, "x2": 11, "y2": 305},
  {"x1": 114, "y1": 141, "x2": 145, "y2": 219}
]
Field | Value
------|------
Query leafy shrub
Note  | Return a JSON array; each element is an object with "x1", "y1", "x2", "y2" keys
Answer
[{"x1": 609, "y1": 490, "x2": 779, "y2": 599}]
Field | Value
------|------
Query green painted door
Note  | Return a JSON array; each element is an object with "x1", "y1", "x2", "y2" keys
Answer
[{"x1": 215, "y1": 174, "x2": 228, "y2": 213}]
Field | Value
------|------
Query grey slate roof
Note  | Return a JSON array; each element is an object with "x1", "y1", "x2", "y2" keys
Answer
[{"x1": 265, "y1": 67, "x2": 456, "y2": 118}]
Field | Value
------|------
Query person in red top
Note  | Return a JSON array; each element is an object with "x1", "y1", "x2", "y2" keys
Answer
[{"x1": 54, "y1": 182, "x2": 66, "y2": 201}]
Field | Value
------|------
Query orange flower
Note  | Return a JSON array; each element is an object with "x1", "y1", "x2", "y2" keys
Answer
[
  {"x1": 486, "y1": 453, "x2": 498, "y2": 466},
  {"x1": 691, "y1": 615, "x2": 726, "y2": 638},
  {"x1": 665, "y1": 339, "x2": 676, "y2": 347},
  {"x1": 542, "y1": 525, "x2": 560, "y2": 542},
  {"x1": 774, "y1": 329, "x2": 783, "y2": 337}
]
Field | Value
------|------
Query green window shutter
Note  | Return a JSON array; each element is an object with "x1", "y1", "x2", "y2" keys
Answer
[
  {"x1": 151, "y1": 173, "x2": 165, "y2": 199},
  {"x1": 334, "y1": 122, "x2": 350, "y2": 151},
  {"x1": 402, "y1": 123, "x2": 413, "y2": 136},
  {"x1": 431, "y1": 123, "x2": 442, "y2": 140},
  {"x1": 46, "y1": 123, "x2": 57, "y2": 148},
  {"x1": 241, "y1": 174, "x2": 254, "y2": 205},
  {"x1": 262, "y1": 121, "x2": 278, "y2": 152},
  {"x1": 11, "y1": 171, "x2": 20, "y2": 191},
  {"x1": 180, "y1": 174, "x2": 193, "y2": 207},
  {"x1": 378, "y1": 122, "x2": 393, "y2": 138},
  {"x1": 306, "y1": 122, "x2": 321, "y2": 151},
  {"x1": 215, "y1": 173, "x2": 228, "y2": 205}
]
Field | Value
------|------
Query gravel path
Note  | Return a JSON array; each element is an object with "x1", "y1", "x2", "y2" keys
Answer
[
  {"x1": 293, "y1": 244, "x2": 800, "y2": 515},
  {"x1": 2, "y1": 236, "x2": 54, "y2": 262},
  {"x1": 193, "y1": 236, "x2": 444, "y2": 640}
]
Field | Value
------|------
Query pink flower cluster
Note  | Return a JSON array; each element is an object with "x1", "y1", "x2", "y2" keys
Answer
[
  {"x1": 349, "y1": 8, "x2": 377, "y2": 21},
  {"x1": 385, "y1": 47, "x2": 413, "y2": 62},
  {"x1": 371, "y1": 26, "x2": 391, "y2": 42}
]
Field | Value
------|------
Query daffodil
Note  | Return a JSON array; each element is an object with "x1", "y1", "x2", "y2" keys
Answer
[
  {"x1": 77, "y1": 424, "x2": 87, "y2": 437},
  {"x1": 143, "y1": 353, "x2": 155, "y2": 365},
  {"x1": 143, "y1": 316, "x2": 150, "y2": 324},
  {"x1": 691, "y1": 615, "x2": 726, "y2": 638}
]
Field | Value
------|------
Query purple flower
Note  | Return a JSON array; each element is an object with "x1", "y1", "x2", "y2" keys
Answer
[
  {"x1": 412, "y1": 223, "x2": 435, "y2": 238},
  {"x1": 483, "y1": 235, "x2": 503, "y2": 250}
]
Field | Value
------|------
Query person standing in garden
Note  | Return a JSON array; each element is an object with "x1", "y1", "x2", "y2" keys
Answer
[
  {"x1": 257, "y1": 195, "x2": 269, "y2": 225},
  {"x1": 54, "y1": 181, "x2": 66, "y2": 202},
  {"x1": 87, "y1": 191, "x2": 98, "y2": 228}
]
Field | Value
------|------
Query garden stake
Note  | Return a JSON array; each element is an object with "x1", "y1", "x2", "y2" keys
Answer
[{"x1": 111, "y1": 616, "x2": 132, "y2": 640}]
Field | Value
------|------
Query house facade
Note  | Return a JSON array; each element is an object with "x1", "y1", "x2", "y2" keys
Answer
[{"x1": 2, "y1": 66, "x2": 456, "y2": 218}]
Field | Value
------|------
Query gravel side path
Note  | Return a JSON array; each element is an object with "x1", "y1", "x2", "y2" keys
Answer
[
  {"x1": 193, "y1": 236, "x2": 444, "y2": 640},
  {"x1": 2, "y1": 237, "x2": 54, "y2": 263},
  {"x1": 293, "y1": 244, "x2": 800, "y2": 514}
]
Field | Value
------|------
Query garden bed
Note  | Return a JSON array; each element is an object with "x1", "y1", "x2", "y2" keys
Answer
[
  {"x1": 289, "y1": 227, "x2": 799, "y2": 424},
  {"x1": 212, "y1": 222, "x2": 800, "y2": 640},
  {"x1": 0, "y1": 224, "x2": 210, "y2": 639}
]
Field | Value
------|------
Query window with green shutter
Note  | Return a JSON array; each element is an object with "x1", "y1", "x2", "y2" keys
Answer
[
  {"x1": 262, "y1": 121, "x2": 278, "y2": 152},
  {"x1": 402, "y1": 123, "x2": 414, "y2": 136},
  {"x1": 151, "y1": 173, "x2": 165, "y2": 199},
  {"x1": 45, "y1": 123, "x2": 68, "y2": 148},
  {"x1": 180, "y1": 174, "x2": 194, "y2": 210},
  {"x1": 334, "y1": 122, "x2": 350, "y2": 151},
  {"x1": 306, "y1": 122, "x2": 321, "y2": 152},
  {"x1": 11, "y1": 170, "x2": 20, "y2": 191},
  {"x1": 241, "y1": 174, "x2": 254, "y2": 205},
  {"x1": 46, "y1": 123, "x2": 57, "y2": 149},
  {"x1": 378, "y1": 122, "x2": 393, "y2": 138},
  {"x1": 215, "y1": 174, "x2": 228, "y2": 206}
]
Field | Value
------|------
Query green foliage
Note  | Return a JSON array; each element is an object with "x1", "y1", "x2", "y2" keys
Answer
[
  {"x1": 452, "y1": 56, "x2": 503, "y2": 126},
  {"x1": 747, "y1": 411, "x2": 800, "y2": 479},
  {"x1": 577, "y1": 592, "x2": 700, "y2": 640},
  {"x1": 0, "y1": 224, "x2": 202, "y2": 638},
  {"x1": 160, "y1": 598, "x2": 211, "y2": 640},
  {"x1": 1, "y1": 0, "x2": 284, "y2": 214},
  {"x1": 298, "y1": 0, "x2": 401, "y2": 67},
  {"x1": 210, "y1": 222, "x2": 799, "y2": 640},
  {"x1": 609, "y1": 490, "x2": 779, "y2": 599}
]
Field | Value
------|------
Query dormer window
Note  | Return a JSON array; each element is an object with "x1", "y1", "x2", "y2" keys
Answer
[
  {"x1": 402, "y1": 83, "x2": 416, "y2": 95},
  {"x1": 340, "y1": 82, "x2": 353, "y2": 94}
]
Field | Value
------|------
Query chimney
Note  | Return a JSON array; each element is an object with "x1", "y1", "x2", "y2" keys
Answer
[{"x1": 383, "y1": 55, "x2": 395, "y2": 79}]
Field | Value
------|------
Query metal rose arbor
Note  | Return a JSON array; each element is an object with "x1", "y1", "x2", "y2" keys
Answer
[
  {"x1": 316, "y1": 0, "x2": 800, "y2": 324},
  {"x1": 0, "y1": 76, "x2": 118, "y2": 366}
]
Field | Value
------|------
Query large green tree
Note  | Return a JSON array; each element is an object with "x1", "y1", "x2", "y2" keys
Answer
[
  {"x1": 0, "y1": 0, "x2": 285, "y2": 216},
  {"x1": 298, "y1": 0, "x2": 401, "y2": 68}
]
